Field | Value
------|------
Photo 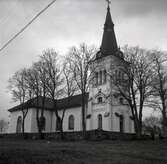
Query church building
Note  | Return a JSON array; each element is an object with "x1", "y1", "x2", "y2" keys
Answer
[{"x1": 8, "y1": 4, "x2": 134, "y2": 134}]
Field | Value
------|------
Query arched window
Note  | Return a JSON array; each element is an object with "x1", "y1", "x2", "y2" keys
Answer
[
  {"x1": 99, "y1": 71, "x2": 102, "y2": 84},
  {"x1": 97, "y1": 114, "x2": 102, "y2": 129},
  {"x1": 68, "y1": 115, "x2": 74, "y2": 130},
  {"x1": 119, "y1": 97, "x2": 124, "y2": 104},
  {"x1": 98, "y1": 97, "x2": 103, "y2": 103},
  {"x1": 95, "y1": 72, "x2": 98, "y2": 85},
  {"x1": 103, "y1": 70, "x2": 107, "y2": 83},
  {"x1": 16, "y1": 116, "x2": 22, "y2": 133}
]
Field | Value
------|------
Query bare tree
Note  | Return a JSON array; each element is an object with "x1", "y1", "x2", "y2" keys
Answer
[
  {"x1": 34, "y1": 59, "x2": 49, "y2": 138},
  {"x1": 25, "y1": 65, "x2": 42, "y2": 136},
  {"x1": 63, "y1": 57, "x2": 78, "y2": 98},
  {"x1": 0, "y1": 119, "x2": 8, "y2": 133},
  {"x1": 149, "y1": 50, "x2": 167, "y2": 135},
  {"x1": 8, "y1": 68, "x2": 30, "y2": 137},
  {"x1": 40, "y1": 49, "x2": 64, "y2": 139},
  {"x1": 66, "y1": 43, "x2": 96, "y2": 137},
  {"x1": 24, "y1": 60, "x2": 48, "y2": 138},
  {"x1": 57, "y1": 57, "x2": 78, "y2": 138},
  {"x1": 108, "y1": 46, "x2": 155, "y2": 137}
]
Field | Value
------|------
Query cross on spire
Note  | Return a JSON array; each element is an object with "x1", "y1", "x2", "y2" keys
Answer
[{"x1": 106, "y1": 0, "x2": 111, "y2": 9}]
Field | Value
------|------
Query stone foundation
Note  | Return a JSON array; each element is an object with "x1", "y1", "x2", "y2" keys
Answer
[{"x1": 1, "y1": 130, "x2": 148, "y2": 141}]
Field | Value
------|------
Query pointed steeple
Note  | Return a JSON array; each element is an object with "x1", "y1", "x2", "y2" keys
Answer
[{"x1": 100, "y1": 3, "x2": 118, "y2": 56}]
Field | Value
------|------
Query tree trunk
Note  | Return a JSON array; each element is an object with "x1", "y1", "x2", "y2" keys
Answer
[
  {"x1": 21, "y1": 107, "x2": 26, "y2": 139},
  {"x1": 162, "y1": 108, "x2": 167, "y2": 136},
  {"x1": 54, "y1": 99, "x2": 65, "y2": 140},
  {"x1": 60, "y1": 120, "x2": 64, "y2": 140},
  {"x1": 22, "y1": 118, "x2": 25, "y2": 137},
  {"x1": 81, "y1": 92, "x2": 86, "y2": 138},
  {"x1": 35, "y1": 96, "x2": 43, "y2": 139},
  {"x1": 36, "y1": 108, "x2": 42, "y2": 138},
  {"x1": 129, "y1": 102, "x2": 142, "y2": 138},
  {"x1": 36, "y1": 114, "x2": 42, "y2": 139},
  {"x1": 161, "y1": 94, "x2": 167, "y2": 131},
  {"x1": 130, "y1": 114, "x2": 142, "y2": 139}
]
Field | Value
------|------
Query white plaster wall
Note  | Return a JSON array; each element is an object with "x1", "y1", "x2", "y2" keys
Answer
[
  {"x1": 8, "y1": 102, "x2": 135, "y2": 134},
  {"x1": 86, "y1": 99, "x2": 92, "y2": 130},
  {"x1": 9, "y1": 108, "x2": 54, "y2": 133},
  {"x1": 30, "y1": 108, "x2": 53, "y2": 133},
  {"x1": 91, "y1": 108, "x2": 110, "y2": 131},
  {"x1": 51, "y1": 107, "x2": 82, "y2": 132},
  {"x1": 112, "y1": 112, "x2": 120, "y2": 132},
  {"x1": 112, "y1": 105, "x2": 134, "y2": 133},
  {"x1": 8, "y1": 109, "x2": 33, "y2": 133}
]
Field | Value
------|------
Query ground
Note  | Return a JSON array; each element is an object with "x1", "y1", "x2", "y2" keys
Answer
[{"x1": 0, "y1": 139, "x2": 166, "y2": 164}]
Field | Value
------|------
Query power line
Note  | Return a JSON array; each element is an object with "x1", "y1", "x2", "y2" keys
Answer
[{"x1": 0, "y1": 0, "x2": 57, "y2": 52}]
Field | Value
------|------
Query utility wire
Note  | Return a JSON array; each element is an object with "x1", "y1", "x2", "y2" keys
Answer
[{"x1": 0, "y1": 0, "x2": 57, "y2": 52}]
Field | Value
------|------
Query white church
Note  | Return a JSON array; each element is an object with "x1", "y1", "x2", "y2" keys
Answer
[{"x1": 8, "y1": 4, "x2": 134, "y2": 134}]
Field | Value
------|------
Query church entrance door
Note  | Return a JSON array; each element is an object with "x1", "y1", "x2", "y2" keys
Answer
[{"x1": 98, "y1": 114, "x2": 102, "y2": 129}]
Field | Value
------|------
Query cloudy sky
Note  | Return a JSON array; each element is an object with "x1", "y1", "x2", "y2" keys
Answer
[{"x1": 0, "y1": 0, "x2": 167, "y2": 120}]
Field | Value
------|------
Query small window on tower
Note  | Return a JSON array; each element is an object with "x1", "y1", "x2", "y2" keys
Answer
[
  {"x1": 115, "y1": 70, "x2": 118, "y2": 80},
  {"x1": 98, "y1": 97, "x2": 103, "y2": 103},
  {"x1": 99, "y1": 71, "x2": 102, "y2": 84},
  {"x1": 119, "y1": 98, "x2": 124, "y2": 104},
  {"x1": 95, "y1": 72, "x2": 98, "y2": 85},
  {"x1": 122, "y1": 73, "x2": 124, "y2": 80},
  {"x1": 118, "y1": 71, "x2": 121, "y2": 80},
  {"x1": 103, "y1": 70, "x2": 107, "y2": 83}
]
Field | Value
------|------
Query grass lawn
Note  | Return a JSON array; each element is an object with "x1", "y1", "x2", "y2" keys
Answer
[{"x1": 0, "y1": 138, "x2": 166, "y2": 164}]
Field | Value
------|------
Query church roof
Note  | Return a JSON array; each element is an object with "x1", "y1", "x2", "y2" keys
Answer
[
  {"x1": 8, "y1": 93, "x2": 89, "y2": 112},
  {"x1": 100, "y1": 5, "x2": 118, "y2": 56},
  {"x1": 94, "y1": 4, "x2": 126, "y2": 61}
]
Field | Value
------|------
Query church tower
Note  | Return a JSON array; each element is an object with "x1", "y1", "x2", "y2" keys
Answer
[{"x1": 87, "y1": 2, "x2": 134, "y2": 133}]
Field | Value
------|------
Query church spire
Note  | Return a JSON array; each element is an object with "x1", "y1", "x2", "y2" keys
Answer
[{"x1": 100, "y1": 1, "x2": 118, "y2": 56}]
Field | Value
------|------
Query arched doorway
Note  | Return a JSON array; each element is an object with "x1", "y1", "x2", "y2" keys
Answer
[
  {"x1": 97, "y1": 114, "x2": 102, "y2": 129},
  {"x1": 16, "y1": 116, "x2": 22, "y2": 133}
]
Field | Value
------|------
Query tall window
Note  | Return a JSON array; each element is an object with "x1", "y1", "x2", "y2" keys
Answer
[
  {"x1": 95, "y1": 72, "x2": 98, "y2": 85},
  {"x1": 98, "y1": 114, "x2": 102, "y2": 129},
  {"x1": 122, "y1": 72, "x2": 124, "y2": 81},
  {"x1": 120, "y1": 115, "x2": 124, "y2": 133},
  {"x1": 16, "y1": 116, "x2": 22, "y2": 133},
  {"x1": 115, "y1": 70, "x2": 118, "y2": 80},
  {"x1": 68, "y1": 115, "x2": 74, "y2": 130},
  {"x1": 99, "y1": 71, "x2": 102, "y2": 84},
  {"x1": 103, "y1": 70, "x2": 107, "y2": 83}
]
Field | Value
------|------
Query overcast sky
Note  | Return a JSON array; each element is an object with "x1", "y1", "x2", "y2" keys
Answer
[{"x1": 0, "y1": 0, "x2": 167, "y2": 120}]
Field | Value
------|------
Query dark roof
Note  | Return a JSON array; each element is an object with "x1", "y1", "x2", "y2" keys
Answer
[
  {"x1": 8, "y1": 93, "x2": 89, "y2": 112},
  {"x1": 100, "y1": 6, "x2": 118, "y2": 56}
]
